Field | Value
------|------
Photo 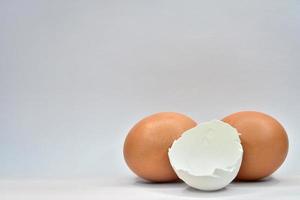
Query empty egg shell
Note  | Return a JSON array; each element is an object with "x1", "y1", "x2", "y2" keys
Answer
[{"x1": 168, "y1": 120, "x2": 243, "y2": 191}]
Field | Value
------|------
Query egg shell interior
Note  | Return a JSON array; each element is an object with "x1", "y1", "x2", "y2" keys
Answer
[{"x1": 168, "y1": 120, "x2": 243, "y2": 190}]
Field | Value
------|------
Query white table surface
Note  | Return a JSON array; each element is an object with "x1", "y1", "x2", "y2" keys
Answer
[{"x1": 0, "y1": 175, "x2": 299, "y2": 200}]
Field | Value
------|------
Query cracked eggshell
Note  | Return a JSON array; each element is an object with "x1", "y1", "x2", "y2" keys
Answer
[{"x1": 168, "y1": 120, "x2": 243, "y2": 191}]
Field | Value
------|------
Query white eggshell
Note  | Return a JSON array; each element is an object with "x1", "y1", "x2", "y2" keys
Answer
[{"x1": 168, "y1": 120, "x2": 243, "y2": 191}]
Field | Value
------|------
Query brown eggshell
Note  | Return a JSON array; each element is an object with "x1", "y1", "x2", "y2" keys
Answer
[
  {"x1": 223, "y1": 111, "x2": 288, "y2": 181},
  {"x1": 123, "y1": 112, "x2": 197, "y2": 182}
]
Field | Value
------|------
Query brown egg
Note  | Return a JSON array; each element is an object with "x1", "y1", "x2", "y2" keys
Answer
[
  {"x1": 223, "y1": 111, "x2": 288, "y2": 181},
  {"x1": 123, "y1": 112, "x2": 197, "y2": 182}
]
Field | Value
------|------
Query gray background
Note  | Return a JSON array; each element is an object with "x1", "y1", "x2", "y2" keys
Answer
[{"x1": 0, "y1": 0, "x2": 299, "y2": 179}]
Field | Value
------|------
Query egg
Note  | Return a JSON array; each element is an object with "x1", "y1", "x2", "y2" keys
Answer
[
  {"x1": 223, "y1": 111, "x2": 288, "y2": 181},
  {"x1": 123, "y1": 112, "x2": 197, "y2": 182}
]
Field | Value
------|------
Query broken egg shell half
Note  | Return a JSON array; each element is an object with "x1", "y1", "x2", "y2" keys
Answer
[{"x1": 168, "y1": 120, "x2": 243, "y2": 191}]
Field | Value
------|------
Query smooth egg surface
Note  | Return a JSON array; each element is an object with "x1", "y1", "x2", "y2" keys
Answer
[
  {"x1": 223, "y1": 111, "x2": 288, "y2": 181},
  {"x1": 123, "y1": 112, "x2": 197, "y2": 182}
]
